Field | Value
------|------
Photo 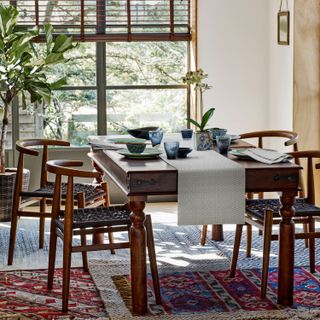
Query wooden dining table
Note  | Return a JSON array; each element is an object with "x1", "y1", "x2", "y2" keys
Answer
[{"x1": 88, "y1": 141, "x2": 301, "y2": 315}]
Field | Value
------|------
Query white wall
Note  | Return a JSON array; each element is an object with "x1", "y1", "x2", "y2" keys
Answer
[
  {"x1": 268, "y1": 0, "x2": 294, "y2": 132},
  {"x1": 198, "y1": 0, "x2": 294, "y2": 137}
]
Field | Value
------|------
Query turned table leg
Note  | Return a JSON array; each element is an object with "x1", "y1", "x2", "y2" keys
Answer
[
  {"x1": 129, "y1": 196, "x2": 147, "y2": 315},
  {"x1": 278, "y1": 191, "x2": 296, "y2": 306},
  {"x1": 211, "y1": 224, "x2": 224, "y2": 241}
]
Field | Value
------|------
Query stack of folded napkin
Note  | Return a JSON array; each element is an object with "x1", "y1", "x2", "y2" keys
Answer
[
  {"x1": 88, "y1": 138, "x2": 121, "y2": 150},
  {"x1": 243, "y1": 148, "x2": 292, "y2": 164}
]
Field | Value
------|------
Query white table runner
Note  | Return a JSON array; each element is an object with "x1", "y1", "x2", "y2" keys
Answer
[{"x1": 162, "y1": 149, "x2": 245, "y2": 226}]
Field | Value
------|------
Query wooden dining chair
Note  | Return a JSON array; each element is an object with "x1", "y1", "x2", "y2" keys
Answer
[
  {"x1": 200, "y1": 130, "x2": 300, "y2": 247},
  {"x1": 230, "y1": 150, "x2": 320, "y2": 298},
  {"x1": 8, "y1": 139, "x2": 108, "y2": 266},
  {"x1": 46, "y1": 159, "x2": 161, "y2": 312}
]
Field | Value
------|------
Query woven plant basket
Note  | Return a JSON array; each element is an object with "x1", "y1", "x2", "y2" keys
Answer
[{"x1": 0, "y1": 169, "x2": 30, "y2": 222}]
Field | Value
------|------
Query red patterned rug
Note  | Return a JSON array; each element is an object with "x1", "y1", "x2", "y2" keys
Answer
[
  {"x1": 105, "y1": 263, "x2": 320, "y2": 319},
  {"x1": 0, "y1": 268, "x2": 107, "y2": 319}
]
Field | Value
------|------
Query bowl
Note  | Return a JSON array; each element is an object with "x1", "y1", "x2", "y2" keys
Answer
[
  {"x1": 207, "y1": 128, "x2": 227, "y2": 139},
  {"x1": 177, "y1": 147, "x2": 192, "y2": 158},
  {"x1": 127, "y1": 127, "x2": 160, "y2": 140},
  {"x1": 126, "y1": 143, "x2": 146, "y2": 154},
  {"x1": 181, "y1": 129, "x2": 193, "y2": 139}
]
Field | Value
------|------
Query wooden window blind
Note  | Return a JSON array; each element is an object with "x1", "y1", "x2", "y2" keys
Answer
[{"x1": 4, "y1": 0, "x2": 192, "y2": 41}]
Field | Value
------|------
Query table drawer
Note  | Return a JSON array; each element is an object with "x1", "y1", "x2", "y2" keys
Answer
[
  {"x1": 246, "y1": 169, "x2": 299, "y2": 192},
  {"x1": 127, "y1": 172, "x2": 177, "y2": 195}
]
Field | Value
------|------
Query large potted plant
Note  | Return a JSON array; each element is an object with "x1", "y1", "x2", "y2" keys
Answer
[{"x1": 0, "y1": 4, "x2": 76, "y2": 220}]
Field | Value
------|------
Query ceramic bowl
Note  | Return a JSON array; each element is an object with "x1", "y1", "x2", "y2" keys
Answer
[
  {"x1": 177, "y1": 147, "x2": 192, "y2": 158},
  {"x1": 127, "y1": 127, "x2": 160, "y2": 140},
  {"x1": 181, "y1": 129, "x2": 193, "y2": 139},
  {"x1": 207, "y1": 128, "x2": 227, "y2": 139},
  {"x1": 126, "y1": 143, "x2": 146, "y2": 154}
]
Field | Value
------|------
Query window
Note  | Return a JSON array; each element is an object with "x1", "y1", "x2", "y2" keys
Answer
[
  {"x1": 13, "y1": 41, "x2": 188, "y2": 146},
  {"x1": 5, "y1": 1, "x2": 192, "y2": 147}
]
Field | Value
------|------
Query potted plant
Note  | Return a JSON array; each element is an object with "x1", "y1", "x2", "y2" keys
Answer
[
  {"x1": 183, "y1": 69, "x2": 216, "y2": 150},
  {"x1": 0, "y1": 4, "x2": 76, "y2": 220}
]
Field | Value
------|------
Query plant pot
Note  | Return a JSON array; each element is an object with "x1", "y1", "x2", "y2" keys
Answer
[
  {"x1": 0, "y1": 168, "x2": 30, "y2": 222},
  {"x1": 194, "y1": 131, "x2": 213, "y2": 151}
]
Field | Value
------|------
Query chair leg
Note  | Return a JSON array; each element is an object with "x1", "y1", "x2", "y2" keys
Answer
[
  {"x1": 39, "y1": 198, "x2": 46, "y2": 249},
  {"x1": 47, "y1": 223, "x2": 58, "y2": 290},
  {"x1": 200, "y1": 225, "x2": 208, "y2": 246},
  {"x1": 62, "y1": 227, "x2": 73, "y2": 313},
  {"x1": 246, "y1": 223, "x2": 252, "y2": 258},
  {"x1": 303, "y1": 223, "x2": 309, "y2": 248},
  {"x1": 308, "y1": 218, "x2": 315, "y2": 273},
  {"x1": 145, "y1": 215, "x2": 161, "y2": 305},
  {"x1": 8, "y1": 205, "x2": 19, "y2": 265},
  {"x1": 261, "y1": 210, "x2": 273, "y2": 299},
  {"x1": 80, "y1": 229, "x2": 89, "y2": 272},
  {"x1": 230, "y1": 224, "x2": 243, "y2": 277},
  {"x1": 108, "y1": 231, "x2": 116, "y2": 254}
]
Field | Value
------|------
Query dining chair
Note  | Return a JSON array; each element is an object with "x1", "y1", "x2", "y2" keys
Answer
[
  {"x1": 230, "y1": 150, "x2": 320, "y2": 298},
  {"x1": 200, "y1": 130, "x2": 300, "y2": 247},
  {"x1": 8, "y1": 139, "x2": 108, "y2": 266},
  {"x1": 46, "y1": 159, "x2": 161, "y2": 312}
]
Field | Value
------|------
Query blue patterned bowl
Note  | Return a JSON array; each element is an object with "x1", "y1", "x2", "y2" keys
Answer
[
  {"x1": 207, "y1": 128, "x2": 227, "y2": 139},
  {"x1": 126, "y1": 143, "x2": 146, "y2": 154}
]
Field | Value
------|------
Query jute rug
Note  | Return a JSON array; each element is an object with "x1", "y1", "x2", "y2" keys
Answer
[{"x1": 89, "y1": 260, "x2": 320, "y2": 320}]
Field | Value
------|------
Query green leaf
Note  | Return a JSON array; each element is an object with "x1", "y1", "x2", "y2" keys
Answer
[
  {"x1": 52, "y1": 34, "x2": 73, "y2": 53},
  {"x1": 200, "y1": 108, "x2": 215, "y2": 130},
  {"x1": 0, "y1": 5, "x2": 18, "y2": 38},
  {"x1": 44, "y1": 52, "x2": 65, "y2": 65},
  {"x1": 49, "y1": 77, "x2": 67, "y2": 90},
  {"x1": 44, "y1": 24, "x2": 53, "y2": 53},
  {"x1": 186, "y1": 118, "x2": 202, "y2": 130}
]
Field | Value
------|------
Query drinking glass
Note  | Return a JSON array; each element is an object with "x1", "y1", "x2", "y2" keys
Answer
[
  {"x1": 216, "y1": 135, "x2": 231, "y2": 155},
  {"x1": 164, "y1": 141, "x2": 180, "y2": 159},
  {"x1": 149, "y1": 129, "x2": 164, "y2": 147}
]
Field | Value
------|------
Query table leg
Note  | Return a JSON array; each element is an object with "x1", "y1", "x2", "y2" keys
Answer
[
  {"x1": 278, "y1": 191, "x2": 296, "y2": 306},
  {"x1": 211, "y1": 224, "x2": 224, "y2": 241},
  {"x1": 129, "y1": 196, "x2": 147, "y2": 315}
]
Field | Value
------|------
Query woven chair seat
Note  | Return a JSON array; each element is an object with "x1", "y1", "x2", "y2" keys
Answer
[
  {"x1": 21, "y1": 182, "x2": 105, "y2": 203},
  {"x1": 56, "y1": 205, "x2": 131, "y2": 230},
  {"x1": 246, "y1": 198, "x2": 320, "y2": 221}
]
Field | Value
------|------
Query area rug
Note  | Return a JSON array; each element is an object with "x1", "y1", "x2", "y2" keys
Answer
[
  {"x1": 89, "y1": 260, "x2": 320, "y2": 319},
  {"x1": 0, "y1": 268, "x2": 108, "y2": 319}
]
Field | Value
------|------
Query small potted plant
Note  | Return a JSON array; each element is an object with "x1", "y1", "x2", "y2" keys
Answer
[
  {"x1": 0, "y1": 4, "x2": 76, "y2": 220},
  {"x1": 183, "y1": 69, "x2": 218, "y2": 150}
]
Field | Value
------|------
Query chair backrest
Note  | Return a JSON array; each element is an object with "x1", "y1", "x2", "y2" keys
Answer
[
  {"x1": 289, "y1": 151, "x2": 320, "y2": 205},
  {"x1": 239, "y1": 130, "x2": 299, "y2": 150},
  {"x1": 46, "y1": 159, "x2": 101, "y2": 219},
  {"x1": 15, "y1": 139, "x2": 70, "y2": 191}
]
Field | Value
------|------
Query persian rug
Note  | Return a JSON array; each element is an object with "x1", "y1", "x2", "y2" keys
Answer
[
  {"x1": 89, "y1": 260, "x2": 320, "y2": 320},
  {"x1": 0, "y1": 268, "x2": 108, "y2": 319}
]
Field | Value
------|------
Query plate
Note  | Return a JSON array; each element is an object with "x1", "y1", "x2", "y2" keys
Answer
[
  {"x1": 229, "y1": 149, "x2": 252, "y2": 159},
  {"x1": 213, "y1": 134, "x2": 240, "y2": 142},
  {"x1": 118, "y1": 148, "x2": 162, "y2": 159},
  {"x1": 108, "y1": 138, "x2": 146, "y2": 144}
]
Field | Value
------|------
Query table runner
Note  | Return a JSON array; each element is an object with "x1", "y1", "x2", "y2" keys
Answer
[{"x1": 162, "y1": 149, "x2": 245, "y2": 226}]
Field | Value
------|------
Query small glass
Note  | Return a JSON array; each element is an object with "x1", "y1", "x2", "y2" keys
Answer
[
  {"x1": 164, "y1": 141, "x2": 180, "y2": 159},
  {"x1": 149, "y1": 129, "x2": 164, "y2": 147},
  {"x1": 181, "y1": 128, "x2": 193, "y2": 139},
  {"x1": 216, "y1": 135, "x2": 231, "y2": 155}
]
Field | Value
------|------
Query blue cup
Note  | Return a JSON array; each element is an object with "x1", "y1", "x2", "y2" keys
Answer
[
  {"x1": 181, "y1": 129, "x2": 193, "y2": 139},
  {"x1": 216, "y1": 135, "x2": 231, "y2": 155},
  {"x1": 149, "y1": 129, "x2": 164, "y2": 147},
  {"x1": 164, "y1": 141, "x2": 180, "y2": 159}
]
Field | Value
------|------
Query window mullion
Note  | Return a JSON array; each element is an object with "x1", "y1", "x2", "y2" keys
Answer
[{"x1": 96, "y1": 42, "x2": 107, "y2": 135}]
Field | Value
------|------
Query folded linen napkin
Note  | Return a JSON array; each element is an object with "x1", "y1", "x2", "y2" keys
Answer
[
  {"x1": 87, "y1": 137, "x2": 122, "y2": 150},
  {"x1": 242, "y1": 148, "x2": 292, "y2": 164}
]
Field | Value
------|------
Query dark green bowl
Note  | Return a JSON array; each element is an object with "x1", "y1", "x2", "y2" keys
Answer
[{"x1": 126, "y1": 143, "x2": 147, "y2": 154}]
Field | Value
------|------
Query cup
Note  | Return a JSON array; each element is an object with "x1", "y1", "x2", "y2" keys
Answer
[
  {"x1": 164, "y1": 141, "x2": 180, "y2": 159},
  {"x1": 216, "y1": 135, "x2": 231, "y2": 155},
  {"x1": 149, "y1": 129, "x2": 164, "y2": 147},
  {"x1": 181, "y1": 128, "x2": 193, "y2": 139}
]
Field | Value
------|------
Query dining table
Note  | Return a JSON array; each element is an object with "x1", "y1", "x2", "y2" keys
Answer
[{"x1": 88, "y1": 137, "x2": 301, "y2": 316}]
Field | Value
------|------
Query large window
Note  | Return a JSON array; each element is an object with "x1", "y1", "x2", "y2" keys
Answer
[{"x1": 12, "y1": 41, "x2": 188, "y2": 146}]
